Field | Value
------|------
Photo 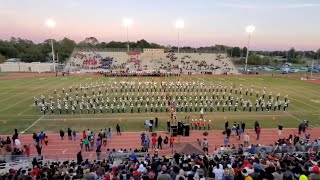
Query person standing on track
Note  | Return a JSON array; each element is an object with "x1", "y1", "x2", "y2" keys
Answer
[
  {"x1": 72, "y1": 130, "x2": 77, "y2": 142},
  {"x1": 44, "y1": 135, "x2": 48, "y2": 146},
  {"x1": 169, "y1": 136, "x2": 175, "y2": 149},
  {"x1": 278, "y1": 124, "x2": 283, "y2": 136},
  {"x1": 84, "y1": 137, "x2": 90, "y2": 152},
  {"x1": 116, "y1": 124, "x2": 121, "y2": 136},
  {"x1": 224, "y1": 121, "x2": 229, "y2": 132},
  {"x1": 67, "y1": 128, "x2": 72, "y2": 140},
  {"x1": 203, "y1": 138, "x2": 209, "y2": 154},
  {"x1": 241, "y1": 122, "x2": 246, "y2": 133},
  {"x1": 60, "y1": 128, "x2": 65, "y2": 140},
  {"x1": 256, "y1": 127, "x2": 261, "y2": 140},
  {"x1": 36, "y1": 144, "x2": 42, "y2": 156},
  {"x1": 157, "y1": 135, "x2": 163, "y2": 150},
  {"x1": 152, "y1": 135, "x2": 157, "y2": 149},
  {"x1": 39, "y1": 131, "x2": 45, "y2": 144},
  {"x1": 244, "y1": 133, "x2": 250, "y2": 147}
]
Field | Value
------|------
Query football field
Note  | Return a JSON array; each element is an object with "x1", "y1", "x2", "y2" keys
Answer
[{"x1": 0, "y1": 74, "x2": 319, "y2": 134}]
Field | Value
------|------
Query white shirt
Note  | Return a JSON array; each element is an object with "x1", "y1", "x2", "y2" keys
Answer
[
  {"x1": 212, "y1": 164, "x2": 224, "y2": 180},
  {"x1": 15, "y1": 139, "x2": 21, "y2": 147},
  {"x1": 244, "y1": 134, "x2": 250, "y2": 142}
]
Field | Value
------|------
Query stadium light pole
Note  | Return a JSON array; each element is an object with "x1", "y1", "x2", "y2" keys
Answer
[
  {"x1": 244, "y1": 25, "x2": 255, "y2": 74},
  {"x1": 123, "y1": 18, "x2": 132, "y2": 52},
  {"x1": 175, "y1": 20, "x2": 184, "y2": 53},
  {"x1": 45, "y1": 19, "x2": 56, "y2": 73}
]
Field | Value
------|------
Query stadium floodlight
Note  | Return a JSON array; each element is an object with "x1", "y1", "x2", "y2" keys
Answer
[
  {"x1": 175, "y1": 20, "x2": 184, "y2": 53},
  {"x1": 246, "y1": 25, "x2": 255, "y2": 33},
  {"x1": 123, "y1": 18, "x2": 133, "y2": 52},
  {"x1": 244, "y1": 25, "x2": 255, "y2": 73},
  {"x1": 45, "y1": 19, "x2": 56, "y2": 73}
]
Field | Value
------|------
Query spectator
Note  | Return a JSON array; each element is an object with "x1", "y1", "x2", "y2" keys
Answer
[
  {"x1": 157, "y1": 165, "x2": 170, "y2": 180},
  {"x1": 67, "y1": 128, "x2": 72, "y2": 140},
  {"x1": 213, "y1": 164, "x2": 224, "y2": 180},
  {"x1": 60, "y1": 128, "x2": 65, "y2": 140},
  {"x1": 244, "y1": 133, "x2": 250, "y2": 147}
]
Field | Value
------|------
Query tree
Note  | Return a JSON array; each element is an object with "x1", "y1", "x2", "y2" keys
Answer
[
  {"x1": 97, "y1": 42, "x2": 108, "y2": 48},
  {"x1": 106, "y1": 41, "x2": 127, "y2": 48},
  {"x1": 287, "y1": 47, "x2": 296, "y2": 61},
  {"x1": 242, "y1": 47, "x2": 248, "y2": 57},
  {"x1": 231, "y1": 47, "x2": 241, "y2": 57},
  {"x1": 0, "y1": 54, "x2": 5, "y2": 63},
  {"x1": 136, "y1": 39, "x2": 150, "y2": 49},
  {"x1": 0, "y1": 40, "x2": 19, "y2": 58},
  {"x1": 56, "y1": 38, "x2": 76, "y2": 61},
  {"x1": 20, "y1": 45, "x2": 45, "y2": 62},
  {"x1": 79, "y1": 37, "x2": 99, "y2": 47}
]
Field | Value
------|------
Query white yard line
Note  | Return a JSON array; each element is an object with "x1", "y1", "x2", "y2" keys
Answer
[
  {"x1": 20, "y1": 115, "x2": 45, "y2": 134},
  {"x1": 18, "y1": 106, "x2": 35, "y2": 116},
  {"x1": 291, "y1": 98, "x2": 320, "y2": 110},
  {"x1": 0, "y1": 115, "x2": 41, "y2": 117},
  {"x1": 0, "y1": 77, "x2": 82, "y2": 112},
  {"x1": 285, "y1": 112, "x2": 315, "y2": 127},
  {"x1": 290, "y1": 104, "x2": 307, "y2": 112},
  {"x1": 0, "y1": 79, "x2": 52, "y2": 102},
  {"x1": 0, "y1": 93, "x2": 29, "y2": 102},
  {"x1": 0, "y1": 78, "x2": 42, "y2": 93}
]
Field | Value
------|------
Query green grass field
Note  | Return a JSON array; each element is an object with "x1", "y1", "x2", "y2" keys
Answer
[{"x1": 0, "y1": 75, "x2": 319, "y2": 134}]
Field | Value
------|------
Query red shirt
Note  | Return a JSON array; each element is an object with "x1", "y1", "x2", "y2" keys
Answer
[
  {"x1": 152, "y1": 137, "x2": 157, "y2": 144},
  {"x1": 170, "y1": 137, "x2": 175, "y2": 144},
  {"x1": 199, "y1": 121, "x2": 203, "y2": 127},
  {"x1": 31, "y1": 168, "x2": 41, "y2": 177},
  {"x1": 25, "y1": 149, "x2": 30, "y2": 156},
  {"x1": 257, "y1": 128, "x2": 261, "y2": 134}
]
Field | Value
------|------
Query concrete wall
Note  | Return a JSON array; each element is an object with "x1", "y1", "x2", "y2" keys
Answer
[{"x1": 0, "y1": 63, "x2": 56, "y2": 72}]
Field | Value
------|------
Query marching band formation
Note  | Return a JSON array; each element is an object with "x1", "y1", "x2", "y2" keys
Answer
[{"x1": 33, "y1": 80, "x2": 290, "y2": 115}]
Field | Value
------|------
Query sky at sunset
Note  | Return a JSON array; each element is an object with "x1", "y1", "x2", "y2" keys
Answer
[{"x1": 0, "y1": 0, "x2": 319, "y2": 50}]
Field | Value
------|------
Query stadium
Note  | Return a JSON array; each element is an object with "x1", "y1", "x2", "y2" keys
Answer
[{"x1": 0, "y1": 1, "x2": 320, "y2": 179}]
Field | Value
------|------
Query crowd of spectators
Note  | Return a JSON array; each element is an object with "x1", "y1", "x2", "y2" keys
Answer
[
  {"x1": 67, "y1": 49, "x2": 237, "y2": 75},
  {"x1": 2, "y1": 147, "x2": 320, "y2": 180},
  {"x1": 101, "y1": 72, "x2": 180, "y2": 77},
  {"x1": 1, "y1": 125, "x2": 320, "y2": 179}
]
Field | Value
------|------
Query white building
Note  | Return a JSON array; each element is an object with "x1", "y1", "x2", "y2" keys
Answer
[{"x1": 0, "y1": 59, "x2": 56, "y2": 72}]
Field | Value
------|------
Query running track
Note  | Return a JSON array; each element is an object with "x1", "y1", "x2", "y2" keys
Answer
[{"x1": 13, "y1": 128, "x2": 320, "y2": 160}]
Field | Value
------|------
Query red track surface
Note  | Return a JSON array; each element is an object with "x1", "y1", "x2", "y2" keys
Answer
[{"x1": 13, "y1": 128, "x2": 320, "y2": 160}]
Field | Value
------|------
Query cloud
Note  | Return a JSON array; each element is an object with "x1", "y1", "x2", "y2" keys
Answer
[
  {"x1": 216, "y1": 2, "x2": 258, "y2": 9},
  {"x1": 216, "y1": 2, "x2": 320, "y2": 9},
  {"x1": 283, "y1": 3, "x2": 320, "y2": 9}
]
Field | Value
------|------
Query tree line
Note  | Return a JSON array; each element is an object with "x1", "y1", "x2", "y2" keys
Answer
[
  {"x1": 228, "y1": 46, "x2": 320, "y2": 65},
  {"x1": 0, "y1": 37, "x2": 319, "y2": 65}
]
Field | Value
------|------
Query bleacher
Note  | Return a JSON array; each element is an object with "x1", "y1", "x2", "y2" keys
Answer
[{"x1": 64, "y1": 48, "x2": 238, "y2": 74}]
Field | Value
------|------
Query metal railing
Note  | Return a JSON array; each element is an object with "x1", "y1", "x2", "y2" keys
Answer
[
  {"x1": 0, "y1": 160, "x2": 31, "y2": 174},
  {"x1": 0, "y1": 152, "x2": 148, "y2": 163},
  {"x1": 218, "y1": 144, "x2": 319, "y2": 157}
]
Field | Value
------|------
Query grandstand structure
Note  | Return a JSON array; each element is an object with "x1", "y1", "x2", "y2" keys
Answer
[{"x1": 64, "y1": 48, "x2": 238, "y2": 74}]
